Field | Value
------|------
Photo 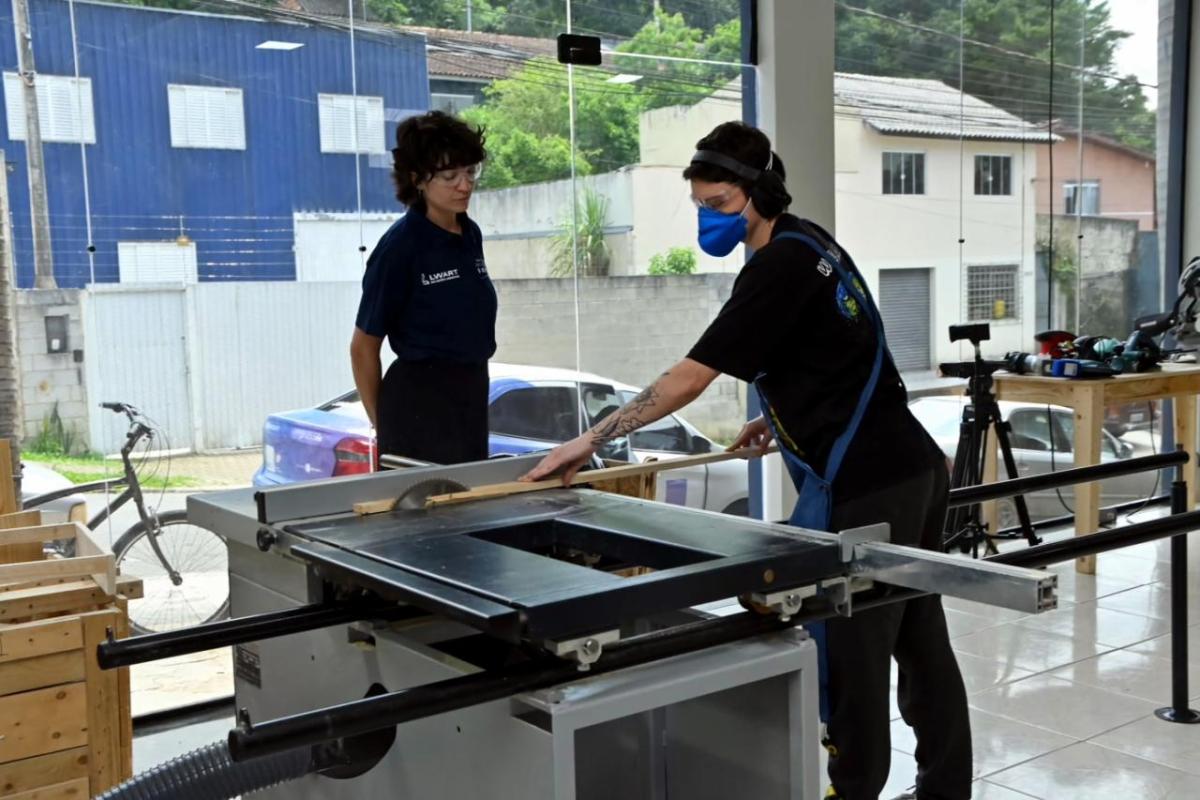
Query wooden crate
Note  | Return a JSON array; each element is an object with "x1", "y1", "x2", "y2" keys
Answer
[{"x1": 1, "y1": 512, "x2": 136, "y2": 799}]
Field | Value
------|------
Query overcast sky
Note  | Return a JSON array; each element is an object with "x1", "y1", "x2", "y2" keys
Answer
[{"x1": 1108, "y1": 0, "x2": 1159, "y2": 103}]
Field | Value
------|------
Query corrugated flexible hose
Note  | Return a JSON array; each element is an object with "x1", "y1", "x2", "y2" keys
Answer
[{"x1": 95, "y1": 740, "x2": 312, "y2": 800}]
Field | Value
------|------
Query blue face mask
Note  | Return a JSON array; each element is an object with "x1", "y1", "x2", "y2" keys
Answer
[{"x1": 697, "y1": 203, "x2": 749, "y2": 257}]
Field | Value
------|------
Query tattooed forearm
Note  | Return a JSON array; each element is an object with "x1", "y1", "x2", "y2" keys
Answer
[{"x1": 589, "y1": 373, "x2": 668, "y2": 446}]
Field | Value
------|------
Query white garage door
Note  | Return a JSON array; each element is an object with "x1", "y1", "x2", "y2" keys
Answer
[{"x1": 879, "y1": 268, "x2": 932, "y2": 371}]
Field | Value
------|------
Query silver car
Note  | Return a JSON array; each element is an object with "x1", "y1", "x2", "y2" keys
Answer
[{"x1": 909, "y1": 396, "x2": 1159, "y2": 526}]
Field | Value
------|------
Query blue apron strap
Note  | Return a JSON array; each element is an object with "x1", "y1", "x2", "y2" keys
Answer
[{"x1": 772, "y1": 231, "x2": 889, "y2": 485}]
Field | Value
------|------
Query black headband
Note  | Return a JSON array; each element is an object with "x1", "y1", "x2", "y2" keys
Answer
[{"x1": 690, "y1": 150, "x2": 763, "y2": 182}]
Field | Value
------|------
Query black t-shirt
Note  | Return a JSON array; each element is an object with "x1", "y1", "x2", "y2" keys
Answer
[
  {"x1": 688, "y1": 215, "x2": 939, "y2": 501},
  {"x1": 355, "y1": 210, "x2": 498, "y2": 363}
]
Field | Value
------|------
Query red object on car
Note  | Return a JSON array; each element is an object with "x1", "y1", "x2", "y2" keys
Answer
[{"x1": 332, "y1": 437, "x2": 378, "y2": 476}]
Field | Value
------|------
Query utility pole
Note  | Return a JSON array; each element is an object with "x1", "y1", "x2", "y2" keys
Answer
[
  {"x1": 0, "y1": 150, "x2": 23, "y2": 497},
  {"x1": 11, "y1": 0, "x2": 55, "y2": 289}
]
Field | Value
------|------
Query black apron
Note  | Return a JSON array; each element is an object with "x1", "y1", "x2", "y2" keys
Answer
[{"x1": 376, "y1": 359, "x2": 489, "y2": 465}]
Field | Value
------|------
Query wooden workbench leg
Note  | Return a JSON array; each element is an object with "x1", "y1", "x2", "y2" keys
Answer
[
  {"x1": 1073, "y1": 387, "x2": 1104, "y2": 575},
  {"x1": 982, "y1": 425, "x2": 999, "y2": 534},
  {"x1": 1174, "y1": 394, "x2": 1198, "y2": 512}
]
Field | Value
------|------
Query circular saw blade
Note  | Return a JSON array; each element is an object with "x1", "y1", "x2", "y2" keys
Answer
[{"x1": 393, "y1": 478, "x2": 470, "y2": 510}]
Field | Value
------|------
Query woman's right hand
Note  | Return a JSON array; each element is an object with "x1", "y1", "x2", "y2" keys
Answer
[{"x1": 729, "y1": 415, "x2": 773, "y2": 455}]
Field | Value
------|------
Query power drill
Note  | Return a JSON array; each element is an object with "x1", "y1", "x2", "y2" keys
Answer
[{"x1": 1079, "y1": 331, "x2": 1163, "y2": 374}]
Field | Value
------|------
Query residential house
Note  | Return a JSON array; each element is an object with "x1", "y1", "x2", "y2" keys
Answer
[{"x1": 1035, "y1": 129, "x2": 1156, "y2": 231}]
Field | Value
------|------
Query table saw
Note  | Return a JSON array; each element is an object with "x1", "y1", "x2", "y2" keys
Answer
[{"x1": 110, "y1": 455, "x2": 1060, "y2": 800}]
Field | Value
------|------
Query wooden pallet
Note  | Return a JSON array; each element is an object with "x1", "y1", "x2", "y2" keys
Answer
[{"x1": 1, "y1": 508, "x2": 138, "y2": 798}]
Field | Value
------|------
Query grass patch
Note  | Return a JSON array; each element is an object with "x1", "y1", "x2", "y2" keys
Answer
[{"x1": 24, "y1": 451, "x2": 202, "y2": 491}]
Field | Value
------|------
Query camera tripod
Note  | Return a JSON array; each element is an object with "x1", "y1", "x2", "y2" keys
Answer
[{"x1": 941, "y1": 330, "x2": 1042, "y2": 556}]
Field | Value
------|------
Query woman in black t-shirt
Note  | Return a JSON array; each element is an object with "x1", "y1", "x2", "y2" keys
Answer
[
  {"x1": 350, "y1": 112, "x2": 497, "y2": 466},
  {"x1": 523, "y1": 121, "x2": 971, "y2": 800}
]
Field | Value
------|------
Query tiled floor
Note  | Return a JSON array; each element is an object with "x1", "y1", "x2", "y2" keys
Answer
[
  {"x1": 130, "y1": 519, "x2": 1200, "y2": 798},
  {"x1": 874, "y1": 524, "x2": 1200, "y2": 799}
]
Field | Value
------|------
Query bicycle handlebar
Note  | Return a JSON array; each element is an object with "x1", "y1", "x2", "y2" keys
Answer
[{"x1": 100, "y1": 402, "x2": 140, "y2": 423}]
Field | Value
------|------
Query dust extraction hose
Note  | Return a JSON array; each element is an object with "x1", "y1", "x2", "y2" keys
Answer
[{"x1": 95, "y1": 740, "x2": 312, "y2": 800}]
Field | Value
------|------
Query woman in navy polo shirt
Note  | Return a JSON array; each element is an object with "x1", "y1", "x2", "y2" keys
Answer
[{"x1": 350, "y1": 111, "x2": 497, "y2": 465}]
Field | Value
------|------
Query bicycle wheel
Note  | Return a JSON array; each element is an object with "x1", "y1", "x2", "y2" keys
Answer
[{"x1": 112, "y1": 510, "x2": 230, "y2": 635}]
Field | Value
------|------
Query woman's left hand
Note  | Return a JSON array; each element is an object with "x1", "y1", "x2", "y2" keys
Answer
[{"x1": 520, "y1": 435, "x2": 598, "y2": 485}]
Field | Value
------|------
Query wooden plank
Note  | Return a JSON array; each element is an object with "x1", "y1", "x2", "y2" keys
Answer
[
  {"x1": 0, "y1": 577, "x2": 76, "y2": 594},
  {"x1": 68, "y1": 527, "x2": 115, "y2": 596},
  {"x1": 4, "y1": 777, "x2": 90, "y2": 800},
  {"x1": 0, "y1": 525, "x2": 85, "y2": 549},
  {"x1": 0, "y1": 441, "x2": 16, "y2": 516},
  {"x1": 79, "y1": 610, "x2": 122, "y2": 793},
  {"x1": 0, "y1": 748, "x2": 89, "y2": 796},
  {"x1": 0, "y1": 582, "x2": 108, "y2": 624},
  {"x1": 113, "y1": 599, "x2": 132, "y2": 781},
  {"x1": 354, "y1": 446, "x2": 777, "y2": 515},
  {"x1": 0, "y1": 682, "x2": 88, "y2": 763},
  {"x1": 0, "y1": 618, "x2": 82, "y2": 663},
  {"x1": 0, "y1": 556, "x2": 113, "y2": 590},
  {"x1": 1175, "y1": 394, "x2": 1198, "y2": 513},
  {"x1": 0, "y1": 651, "x2": 86, "y2": 698},
  {"x1": 115, "y1": 576, "x2": 143, "y2": 601},
  {"x1": 0, "y1": 512, "x2": 43, "y2": 530},
  {"x1": 1072, "y1": 384, "x2": 1104, "y2": 575},
  {"x1": 0, "y1": 509, "x2": 42, "y2": 567}
]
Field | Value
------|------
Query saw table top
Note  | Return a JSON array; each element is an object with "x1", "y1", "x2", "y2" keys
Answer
[{"x1": 284, "y1": 490, "x2": 845, "y2": 642}]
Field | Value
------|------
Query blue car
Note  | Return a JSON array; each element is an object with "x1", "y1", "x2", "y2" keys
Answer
[{"x1": 253, "y1": 363, "x2": 750, "y2": 515}]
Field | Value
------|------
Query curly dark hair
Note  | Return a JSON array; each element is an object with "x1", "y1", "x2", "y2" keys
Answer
[
  {"x1": 681, "y1": 121, "x2": 787, "y2": 194},
  {"x1": 391, "y1": 111, "x2": 487, "y2": 207}
]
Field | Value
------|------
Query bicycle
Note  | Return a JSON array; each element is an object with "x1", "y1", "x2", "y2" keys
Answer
[{"x1": 23, "y1": 402, "x2": 229, "y2": 636}]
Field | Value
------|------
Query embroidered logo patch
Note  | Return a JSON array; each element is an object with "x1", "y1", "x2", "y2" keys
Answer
[
  {"x1": 816, "y1": 259, "x2": 833, "y2": 277},
  {"x1": 421, "y1": 268, "x2": 460, "y2": 286},
  {"x1": 836, "y1": 277, "x2": 866, "y2": 321}
]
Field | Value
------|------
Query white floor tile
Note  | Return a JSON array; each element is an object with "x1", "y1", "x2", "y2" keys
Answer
[
  {"x1": 943, "y1": 597, "x2": 1031, "y2": 624},
  {"x1": 1044, "y1": 566, "x2": 1147, "y2": 606},
  {"x1": 987, "y1": 741, "x2": 1198, "y2": 800},
  {"x1": 890, "y1": 706, "x2": 1074, "y2": 780},
  {"x1": 966, "y1": 674, "x2": 1156, "y2": 740},
  {"x1": 1014, "y1": 602, "x2": 1169, "y2": 649},
  {"x1": 973, "y1": 781, "x2": 1040, "y2": 799},
  {"x1": 951, "y1": 622, "x2": 1110, "y2": 673},
  {"x1": 1122, "y1": 624, "x2": 1200, "y2": 667},
  {"x1": 1091, "y1": 713, "x2": 1200, "y2": 777},
  {"x1": 1092, "y1": 553, "x2": 1173, "y2": 585},
  {"x1": 1096, "y1": 583, "x2": 1200, "y2": 621},
  {"x1": 1047, "y1": 648, "x2": 1200, "y2": 704},
  {"x1": 944, "y1": 607, "x2": 1001, "y2": 639},
  {"x1": 952, "y1": 650, "x2": 1036, "y2": 695}
]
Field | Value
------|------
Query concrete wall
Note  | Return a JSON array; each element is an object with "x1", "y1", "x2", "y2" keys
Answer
[
  {"x1": 1037, "y1": 214, "x2": 1140, "y2": 336},
  {"x1": 494, "y1": 274, "x2": 743, "y2": 440},
  {"x1": 1036, "y1": 134, "x2": 1157, "y2": 232},
  {"x1": 15, "y1": 290, "x2": 89, "y2": 452}
]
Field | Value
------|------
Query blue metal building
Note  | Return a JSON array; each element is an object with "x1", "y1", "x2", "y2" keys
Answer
[{"x1": 0, "y1": 0, "x2": 429, "y2": 287}]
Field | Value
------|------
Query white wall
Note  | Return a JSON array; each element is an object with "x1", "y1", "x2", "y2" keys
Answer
[
  {"x1": 834, "y1": 119, "x2": 1038, "y2": 363},
  {"x1": 294, "y1": 212, "x2": 399, "y2": 281}
]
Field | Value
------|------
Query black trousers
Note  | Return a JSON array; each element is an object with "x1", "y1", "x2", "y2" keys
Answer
[
  {"x1": 376, "y1": 359, "x2": 489, "y2": 466},
  {"x1": 824, "y1": 458, "x2": 972, "y2": 800}
]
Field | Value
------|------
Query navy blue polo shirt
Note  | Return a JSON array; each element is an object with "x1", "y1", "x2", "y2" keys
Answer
[{"x1": 355, "y1": 211, "x2": 498, "y2": 363}]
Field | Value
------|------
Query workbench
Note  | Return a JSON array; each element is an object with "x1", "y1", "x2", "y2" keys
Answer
[{"x1": 986, "y1": 363, "x2": 1200, "y2": 574}]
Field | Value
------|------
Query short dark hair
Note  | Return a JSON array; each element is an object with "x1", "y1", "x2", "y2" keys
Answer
[
  {"x1": 682, "y1": 121, "x2": 786, "y2": 193},
  {"x1": 391, "y1": 111, "x2": 487, "y2": 206}
]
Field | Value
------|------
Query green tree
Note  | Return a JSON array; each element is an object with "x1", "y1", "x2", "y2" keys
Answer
[
  {"x1": 364, "y1": 0, "x2": 507, "y2": 30},
  {"x1": 461, "y1": 57, "x2": 641, "y2": 185},
  {"x1": 500, "y1": 0, "x2": 737, "y2": 38},
  {"x1": 614, "y1": 10, "x2": 740, "y2": 110},
  {"x1": 835, "y1": 0, "x2": 1154, "y2": 151}
]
